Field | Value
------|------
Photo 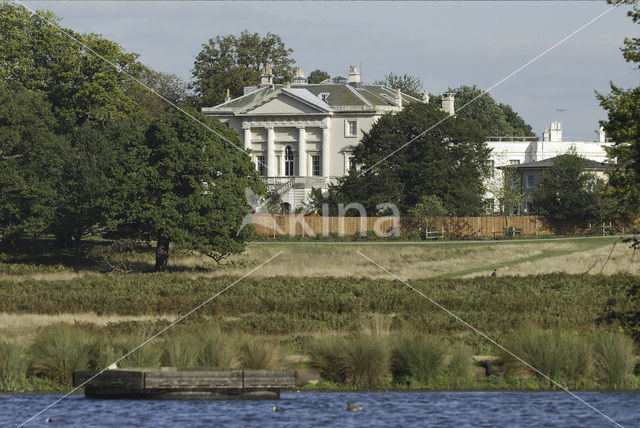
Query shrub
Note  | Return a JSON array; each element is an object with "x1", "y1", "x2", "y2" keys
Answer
[
  {"x1": 392, "y1": 333, "x2": 446, "y2": 384},
  {"x1": 189, "y1": 327, "x2": 238, "y2": 368},
  {"x1": 592, "y1": 332, "x2": 636, "y2": 389}
]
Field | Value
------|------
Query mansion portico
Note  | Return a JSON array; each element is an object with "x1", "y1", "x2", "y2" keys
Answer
[{"x1": 202, "y1": 65, "x2": 425, "y2": 210}]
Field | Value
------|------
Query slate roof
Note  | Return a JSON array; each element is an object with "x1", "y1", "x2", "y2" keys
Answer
[{"x1": 202, "y1": 82, "x2": 420, "y2": 114}]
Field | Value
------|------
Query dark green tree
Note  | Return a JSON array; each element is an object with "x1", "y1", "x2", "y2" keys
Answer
[
  {"x1": 126, "y1": 68, "x2": 191, "y2": 116},
  {"x1": 108, "y1": 110, "x2": 265, "y2": 270},
  {"x1": 598, "y1": 1, "x2": 640, "y2": 218},
  {"x1": 530, "y1": 153, "x2": 599, "y2": 230},
  {"x1": 319, "y1": 102, "x2": 489, "y2": 215},
  {"x1": 307, "y1": 69, "x2": 331, "y2": 84},
  {"x1": 451, "y1": 85, "x2": 536, "y2": 137},
  {"x1": 0, "y1": 4, "x2": 145, "y2": 133},
  {"x1": 191, "y1": 30, "x2": 295, "y2": 106},
  {"x1": 0, "y1": 82, "x2": 65, "y2": 241},
  {"x1": 52, "y1": 123, "x2": 117, "y2": 253},
  {"x1": 374, "y1": 72, "x2": 423, "y2": 98}
]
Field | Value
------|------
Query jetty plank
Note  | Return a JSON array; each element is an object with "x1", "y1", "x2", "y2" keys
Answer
[
  {"x1": 243, "y1": 370, "x2": 296, "y2": 388},
  {"x1": 73, "y1": 370, "x2": 144, "y2": 390},
  {"x1": 144, "y1": 370, "x2": 243, "y2": 389}
]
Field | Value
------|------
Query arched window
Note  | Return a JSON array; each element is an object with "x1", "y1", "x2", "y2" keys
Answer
[{"x1": 284, "y1": 146, "x2": 294, "y2": 176}]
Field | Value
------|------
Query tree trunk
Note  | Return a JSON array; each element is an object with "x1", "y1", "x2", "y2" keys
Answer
[{"x1": 155, "y1": 232, "x2": 170, "y2": 271}]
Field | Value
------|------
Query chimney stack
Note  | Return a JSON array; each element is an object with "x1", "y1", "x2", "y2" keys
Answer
[
  {"x1": 422, "y1": 90, "x2": 430, "y2": 104},
  {"x1": 441, "y1": 92, "x2": 455, "y2": 116},
  {"x1": 396, "y1": 88, "x2": 402, "y2": 107},
  {"x1": 598, "y1": 125, "x2": 606, "y2": 143},
  {"x1": 260, "y1": 63, "x2": 274, "y2": 86},
  {"x1": 550, "y1": 121, "x2": 562, "y2": 142},
  {"x1": 348, "y1": 65, "x2": 361, "y2": 86},
  {"x1": 225, "y1": 88, "x2": 231, "y2": 103},
  {"x1": 292, "y1": 67, "x2": 307, "y2": 85}
]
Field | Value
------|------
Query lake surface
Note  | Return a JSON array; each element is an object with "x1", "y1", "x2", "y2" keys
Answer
[{"x1": 2, "y1": 391, "x2": 639, "y2": 427}]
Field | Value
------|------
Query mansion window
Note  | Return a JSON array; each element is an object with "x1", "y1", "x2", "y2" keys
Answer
[
  {"x1": 284, "y1": 146, "x2": 294, "y2": 176},
  {"x1": 256, "y1": 155, "x2": 266, "y2": 177},
  {"x1": 487, "y1": 159, "x2": 495, "y2": 177},
  {"x1": 348, "y1": 156, "x2": 356, "y2": 171},
  {"x1": 345, "y1": 120, "x2": 357, "y2": 137},
  {"x1": 509, "y1": 159, "x2": 520, "y2": 166},
  {"x1": 312, "y1": 155, "x2": 321, "y2": 176},
  {"x1": 526, "y1": 175, "x2": 534, "y2": 189}
]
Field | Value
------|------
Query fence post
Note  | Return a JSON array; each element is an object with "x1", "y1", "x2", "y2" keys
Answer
[
  {"x1": 535, "y1": 217, "x2": 538, "y2": 238},
  {"x1": 273, "y1": 216, "x2": 276, "y2": 239},
  {"x1": 477, "y1": 217, "x2": 480, "y2": 238},
  {"x1": 448, "y1": 216, "x2": 451, "y2": 237}
]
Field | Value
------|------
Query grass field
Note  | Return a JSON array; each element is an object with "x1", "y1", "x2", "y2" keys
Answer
[
  {"x1": 1, "y1": 237, "x2": 638, "y2": 392},
  {"x1": 1, "y1": 236, "x2": 636, "y2": 281}
]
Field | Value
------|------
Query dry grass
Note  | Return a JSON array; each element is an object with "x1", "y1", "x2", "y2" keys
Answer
[
  {"x1": 0, "y1": 237, "x2": 635, "y2": 281},
  {"x1": 0, "y1": 313, "x2": 172, "y2": 345},
  {"x1": 187, "y1": 237, "x2": 637, "y2": 279}
]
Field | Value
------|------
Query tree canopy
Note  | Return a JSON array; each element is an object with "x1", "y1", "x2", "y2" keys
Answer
[
  {"x1": 530, "y1": 152, "x2": 600, "y2": 229},
  {"x1": 598, "y1": 1, "x2": 640, "y2": 218},
  {"x1": 0, "y1": 82, "x2": 65, "y2": 241},
  {"x1": 313, "y1": 102, "x2": 490, "y2": 216},
  {"x1": 374, "y1": 72, "x2": 424, "y2": 98},
  {"x1": 451, "y1": 85, "x2": 536, "y2": 138},
  {"x1": 307, "y1": 69, "x2": 331, "y2": 84},
  {"x1": 0, "y1": 4, "x2": 145, "y2": 133},
  {"x1": 191, "y1": 30, "x2": 295, "y2": 106},
  {"x1": 107, "y1": 110, "x2": 266, "y2": 270}
]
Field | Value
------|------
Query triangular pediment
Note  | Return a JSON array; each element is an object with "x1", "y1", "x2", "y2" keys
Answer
[{"x1": 240, "y1": 90, "x2": 331, "y2": 115}]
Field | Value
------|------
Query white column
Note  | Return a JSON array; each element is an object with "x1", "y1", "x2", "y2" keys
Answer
[
  {"x1": 298, "y1": 127, "x2": 307, "y2": 177},
  {"x1": 266, "y1": 126, "x2": 275, "y2": 177},
  {"x1": 243, "y1": 127, "x2": 251, "y2": 151},
  {"x1": 322, "y1": 126, "x2": 331, "y2": 178}
]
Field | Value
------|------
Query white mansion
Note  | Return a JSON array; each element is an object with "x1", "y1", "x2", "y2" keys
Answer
[
  {"x1": 202, "y1": 65, "x2": 612, "y2": 211},
  {"x1": 202, "y1": 65, "x2": 429, "y2": 210}
]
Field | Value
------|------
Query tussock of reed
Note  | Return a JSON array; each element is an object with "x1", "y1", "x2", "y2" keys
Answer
[
  {"x1": 392, "y1": 333, "x2": 446, "y2": 384},
  {"x1": 26, "y1": 325, "x2": 92, "y2": 385},
  {"x1": 162, "y1": 328, "x2": 239, "y2": 369},
  {"x1": 592, "y1": 332, "x2": 636, "y2": 389},
  {"x1": 446, "y1": 345, "x2": 473, "y2": 386},
  {"x1": 309, "y1": 335, "x2": 391, "y2": 388},
  {"x1": 239, "y1": 340, "x2": 282, "y2": 370},
  {"x1": 0, "y1": 340, "x2": 27, "y2": 391}
]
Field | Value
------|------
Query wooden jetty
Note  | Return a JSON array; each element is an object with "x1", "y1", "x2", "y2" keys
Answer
[{"x1": 73, "y1": 369, "x2": 296, "y2": 400}]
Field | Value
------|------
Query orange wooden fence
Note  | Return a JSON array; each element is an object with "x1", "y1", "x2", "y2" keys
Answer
[{"x1": 251, "y1": 214, "x2": 625, "y2": 238}]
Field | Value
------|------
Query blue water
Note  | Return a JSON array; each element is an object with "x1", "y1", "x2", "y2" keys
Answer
[{"x1": 2, "y1": 391, "x2": 638, "y2": 427}]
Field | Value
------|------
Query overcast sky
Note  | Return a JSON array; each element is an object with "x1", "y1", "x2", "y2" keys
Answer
[{"x1": 23, "y1": 1, "x2": 639, "y2": 141}]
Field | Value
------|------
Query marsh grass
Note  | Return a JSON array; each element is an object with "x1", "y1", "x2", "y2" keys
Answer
[
  {"x1": 0, "y1": 340, "x2": 27, "y2": 391},
  {"x1": 592, "y1": 332, "x2": 636, "y2": 389},
  {"x1": 239, "y1": 339, "x2": 282, "y2": 370},
  {"x1": 392, "y1": 333, "x2": 446, "y2": 384},
  {"x1": 26, "y1": 325, "x2": 92, "y2": 385},
  {"x1": 446, "y1": 345, "x2": 473, "y2": 387}
]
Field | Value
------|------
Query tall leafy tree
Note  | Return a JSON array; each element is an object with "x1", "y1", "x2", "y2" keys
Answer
[
  {"x1": 191, "y1": 30, "x2": 295, "y2": 106},
  {"x1": 307, "y1": 69, "x2": 331, "y2": 84},
  {"x1": 598, "y1": 1, "x2": 640, "y2": 218},
  {"x1": 0, "y1": 82, "x2": 64, "y2": 241},
  {"x1": 0, "y1": 3, "x2": 145, "y2": 133},
  {"x1": 374, "y1": 72, "x2": 423, "y2": 98},
  {"x1": 451, "y1": 85, "x2": 536, "y2": 137},
  {"x1": 108, "y1": 110, "x2": 265, "y2": 270},
  {"x1": 323, "y1": 102, "x2": 489, "y2": 215},
  {"x1": 530, "y1": 153, "x2": 599, "y2": 230},
  {"x1": 52, "y1": 123, "x2": 118, "y2": 252}
]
